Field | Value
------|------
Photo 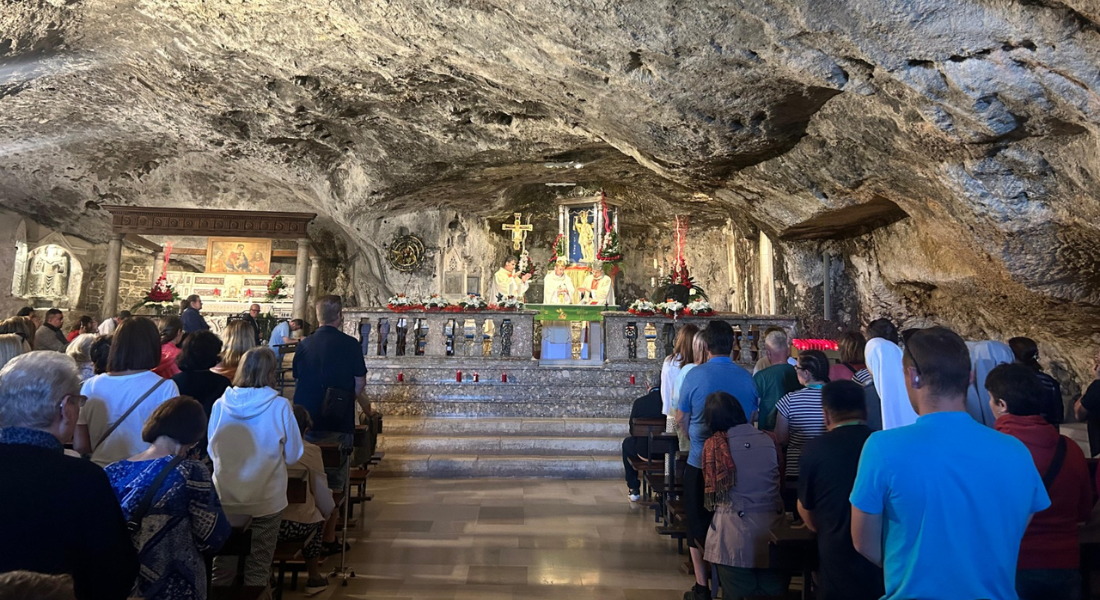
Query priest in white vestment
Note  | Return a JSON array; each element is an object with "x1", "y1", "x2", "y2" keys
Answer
[
  {"x1": 577, "y1": 267, "x2": 614, "y2": 306},
  {"x1": 540, "y1": 261, "x2": 576, "y2": 360},
  {"x1": 577, "y1": 265, "x2": 613, "y2": 361},
  {"x1": 490, "y1": 256, "x2": 530, "y2": 302}
]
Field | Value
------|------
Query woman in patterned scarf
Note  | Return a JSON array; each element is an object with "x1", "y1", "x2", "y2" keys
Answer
[{"x1": 701, "y1": 391, "x2": 788, "y2": 600}]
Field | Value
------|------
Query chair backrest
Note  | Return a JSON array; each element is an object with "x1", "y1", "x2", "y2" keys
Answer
[
  {"x1": 630, "y1": 416, "x2": 667, "y2": 437},
  {"x1": 318, "y1": 443, "x2": 342, "y2": 469},
  {"x1": 286, "y1": 472, "x2": 308, "y2": 504}
]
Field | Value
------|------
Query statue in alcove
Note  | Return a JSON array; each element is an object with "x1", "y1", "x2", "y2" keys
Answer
[{"x1": 28, "y1": 245, "x2": 70, "y2": 299}]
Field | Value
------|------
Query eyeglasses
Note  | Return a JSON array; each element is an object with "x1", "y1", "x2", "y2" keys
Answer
[
  {"x1": 60, "y1": 394, "x2": 87, "y2": 410},
  {"x1": 904, "y1": 349, "x2": 923, "y2": 375}
]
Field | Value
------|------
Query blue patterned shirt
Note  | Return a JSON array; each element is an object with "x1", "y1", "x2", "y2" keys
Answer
[{"x1": 106, "y1": 457, "x2": 230, "y2": 599}]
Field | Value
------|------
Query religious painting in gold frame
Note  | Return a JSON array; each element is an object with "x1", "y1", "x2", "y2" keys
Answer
[{"x1": 204, "y1": 238, "x2": 273, "y2": 275}]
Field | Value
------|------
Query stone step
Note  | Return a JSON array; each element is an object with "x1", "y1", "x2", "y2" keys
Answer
[
  {"x1": 370, "y1": 453, "x2": 624, "y2": 479},
  {"x1": 382, "y1": 416, "x2": 627, "y2": 437},
  {"x1": 373, "y1": 399, "x2": 632, "y2": 418},
  {"x1": 379, "y1": 435, "x2": 621, "y2": 456}
]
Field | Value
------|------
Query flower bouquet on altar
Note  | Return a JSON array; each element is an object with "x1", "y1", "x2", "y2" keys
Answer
[
  {"x1": 387, "y1": 293, "x2": 423, "y2": 312},
  {"x1": 422, "y1": 294, "x2": 449, "y2": 310},
  {"x1": 628, "y1": 299, "x2": 657, "y2": 316},
  {"x1": 490, "y1": 295, "x2": 524, "y2": 311},
  {"x1": 547, "y1": 234, "x2": 567, "y2": 267},
  {"x1": 458, "y1": 294, "x2": 487, "y2": 311},
  {"x1": 516, "y1": 250, "x2": 536, "y2": 280},
  {"x1": 134, "y1": 275, "x2": 181, "y2": 314},
  {"x1": 264, "y1": 270, "x2": 288, "y2": 302},
  {"x1": 656, "y1": 299, "x2": 684, "y2": 317},
  {"x1": 685, "y1": 298, "x2": 716, "y2": 316}
]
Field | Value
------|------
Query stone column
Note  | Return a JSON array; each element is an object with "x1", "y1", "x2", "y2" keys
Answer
[
  {"x1": 292, "y1": 238, "x2": 310, "y2": 320},
  {"x1": 152, "y1": 250, "x2": 165, "y2": 286},
  {"x1": 308, "y1": 256, "x2": 320, "y2": 307},
  {"x1": 102, "y1": 234, "x2": 124, "y2": 320}
]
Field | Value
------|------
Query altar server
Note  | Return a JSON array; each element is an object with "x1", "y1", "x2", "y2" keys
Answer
[{"x1": 490, "y1": 256, "x2": 530, "y2": 302}]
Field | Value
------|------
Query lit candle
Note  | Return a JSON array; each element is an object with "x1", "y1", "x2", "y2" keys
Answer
[{"x1": 473, "y1": 372, "x2": 479, "y2": 382}]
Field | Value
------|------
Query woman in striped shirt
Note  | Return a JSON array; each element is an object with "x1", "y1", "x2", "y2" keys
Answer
[{"x1": 775, "y1": 350, "x2": 830, "y2": 479}]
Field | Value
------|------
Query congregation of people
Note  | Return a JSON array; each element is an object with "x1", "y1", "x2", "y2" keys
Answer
[
  {"x1": 619, "y1": 319, "x2": 1099, "y2": 600},
  {"x1": 0, "y1": 295, "x2": 367, "y2": 600}
]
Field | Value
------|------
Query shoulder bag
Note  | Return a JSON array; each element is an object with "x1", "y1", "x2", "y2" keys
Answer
[
  {"x1": 127, "y1": 455, "x2": 185, "y2": 533},
  {"x1": 92, "y1": 377, "x2": 168, "y2": 454},
  {"x1": 1042, "y1": 436, "x2": 1068, "y2": 491}
]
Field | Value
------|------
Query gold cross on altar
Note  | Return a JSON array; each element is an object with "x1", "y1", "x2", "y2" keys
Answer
[{"x1": 502, "y1": 213, "x2": 533, "y2": 250}]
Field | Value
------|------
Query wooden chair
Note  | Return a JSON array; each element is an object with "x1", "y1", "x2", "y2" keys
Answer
[
  {"x1": 627, "y1": 416, "x2": 668, "y2": 499},
  {"x1": 272, "y1": 342, "x2": 297, "y2": 396},
  {"x1": 209, "y1": 515, "x2": 267, "y2": 600},
  {"x1": 272, "y1": 474, "x2": 310, "y2": 592}
]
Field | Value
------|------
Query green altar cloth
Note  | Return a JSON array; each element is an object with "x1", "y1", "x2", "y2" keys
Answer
[{"x1": 527, "y1": 304, "x2": 605, "y2": 322}]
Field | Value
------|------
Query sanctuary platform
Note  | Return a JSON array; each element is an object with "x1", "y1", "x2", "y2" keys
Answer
[{"x1": 342, "y1": 308, "x2": 797, "y2": 478}]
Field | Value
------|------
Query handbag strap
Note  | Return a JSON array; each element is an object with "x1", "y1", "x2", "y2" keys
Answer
[
  {"x1": 1043, "y1": 436, "x2": 1068, "y2": 492},
  {"x1": 127, "y1": 455, "x2": 185, "y2": 533},
  {"x1": 93, "y1": 377, "x2": 167, "y2": 453}
]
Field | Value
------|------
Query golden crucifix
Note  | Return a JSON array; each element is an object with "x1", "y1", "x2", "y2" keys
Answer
[{"x1": 501, "y1": 212, "x2": 533, "y2": 251}]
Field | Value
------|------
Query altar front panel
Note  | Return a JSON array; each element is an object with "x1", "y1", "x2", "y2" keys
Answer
[{"x1": 165, "y1": 270, "x2": 296, "y2": 305}]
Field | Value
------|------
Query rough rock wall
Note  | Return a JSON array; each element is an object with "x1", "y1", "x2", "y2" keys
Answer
[{"x1": 3, "y1": 0, "x2": 1100, "y2": 385}]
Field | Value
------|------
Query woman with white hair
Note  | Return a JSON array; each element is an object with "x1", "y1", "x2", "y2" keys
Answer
[
  {"x1": 66, "y1": 333, "x2": 97, "y2": 382},
  {"x1": 0, "y1": 333, "x2": 28, "y2": 372},
  {"x1": 0, "y1": 351, "x2": 138, "y2": 599}
]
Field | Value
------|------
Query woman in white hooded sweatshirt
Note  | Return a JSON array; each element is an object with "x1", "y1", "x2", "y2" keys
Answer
[{"x1": 208, "y1": 346, "x2": 304, "y2": 588}]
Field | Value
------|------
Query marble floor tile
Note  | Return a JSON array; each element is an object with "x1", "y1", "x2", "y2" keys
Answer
[
  {"x1": 279, "y1": 478, "x2": 690, "y2": 600},
  {"x1": 467, "y1": 564, "x2": 529, "y2": 585}
]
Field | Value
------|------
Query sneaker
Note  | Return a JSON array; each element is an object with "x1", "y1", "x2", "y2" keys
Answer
[
  {"x1": 304, "y1": 576, "x2": 329, "y2": 596},
  {"x1": 682, "y1": 583, "x2": 711, "y2": 600},
  {"x1": 321, "y1": 540, "x2": 352, "y2": 556},
  {"x1": 628, "y1": 492, "x2": 641, "y2": 502}
]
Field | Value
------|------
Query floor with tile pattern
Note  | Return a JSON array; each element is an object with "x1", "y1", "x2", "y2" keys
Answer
[{"x1": 279, "y1": 478, "x2": 690, "y2": 600}]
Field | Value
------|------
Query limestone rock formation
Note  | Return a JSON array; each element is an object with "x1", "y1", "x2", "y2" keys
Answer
[{"x1": 3, "y1": 0, "x2": 1100, "y2": 386}]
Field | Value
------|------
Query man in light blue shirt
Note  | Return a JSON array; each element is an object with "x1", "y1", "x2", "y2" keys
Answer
[
  {"x1": 675, "y1": 320, "x2": 759, "y2": 600},
  {"x1": 851, "y1": 327, "x2": 1049, "y2": 600},
  {"x1": 267, "y1": 318, "x2": 302, "y2": 349}
]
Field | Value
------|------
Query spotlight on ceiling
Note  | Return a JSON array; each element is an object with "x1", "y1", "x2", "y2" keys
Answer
[
  {"x1": 543, "y1": 161, "x2": 585, "y2": 169},
  {"x1": 545, "y1": 182, "x2": 577, "y2": 187}
]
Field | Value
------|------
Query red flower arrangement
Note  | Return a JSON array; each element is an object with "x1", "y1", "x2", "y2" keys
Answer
[{"x1": 792, "y1": 338, "x2": 840, "y2": 352}]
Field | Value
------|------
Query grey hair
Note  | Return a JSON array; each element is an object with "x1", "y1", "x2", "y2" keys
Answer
[
  {"x1": 0, "y1": 351, "x2": 81, "y2": 429},
  {"x1": 66, "y1": 333, "x2": 96, "y2": 365},
  {"x1": 764, "y1": 329, "x2": 790, "y2": 351},
  {"x1": 0, "y1": 334, "x2": 27, "y2": 372}
]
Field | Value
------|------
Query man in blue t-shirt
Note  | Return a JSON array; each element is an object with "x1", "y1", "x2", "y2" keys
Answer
[
  {"x1": 676, "y1": 320, "x2": 759, "y2": 600},
  {"x1": 851, "y1": 327, "x2": 1050, "y2": 600}
]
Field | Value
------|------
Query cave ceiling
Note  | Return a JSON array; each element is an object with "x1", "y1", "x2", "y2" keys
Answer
[{"x1": 2, "y1": 0, "x2": 1100, "y2": 328}]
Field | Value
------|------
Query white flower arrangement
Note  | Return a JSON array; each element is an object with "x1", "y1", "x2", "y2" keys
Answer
[
  {"x1": 422, "y1": 294, "x2": 450, "y2": 309},
  {"x1": 656, "y1": 299, "x2": 684, "y2": 316},
  {"x1": 459, "y1": 294, "x2": 488, "y2": 310},
  {"x1": 496, "y1": 295, "x2": 525, "y2": 310},
  {"x1": 628, "y1": 299, "x2": 657, "y2": 315},
  {"x1": 387, "y1": 293, "x2": 417, "y2": 307},
  {"x1": 686, "y1": 299, "x2": 715, "y2": 315}
]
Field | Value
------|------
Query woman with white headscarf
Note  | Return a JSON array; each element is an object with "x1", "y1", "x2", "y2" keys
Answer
[
  {"x1": 865, "y1": 337, "x2": 918, "y2": 430},
  {"x1": 965, "y1": 340, "x2": 1015, "y2": 427}
]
